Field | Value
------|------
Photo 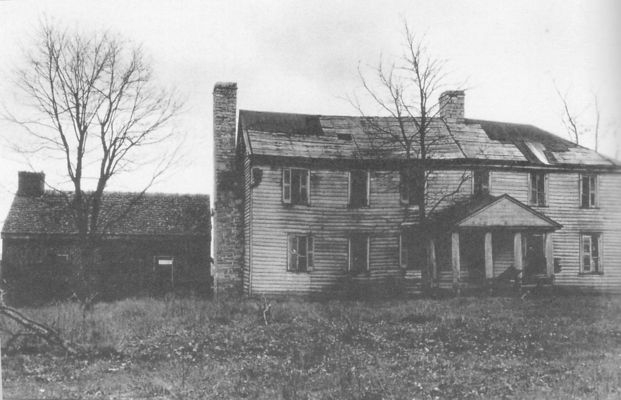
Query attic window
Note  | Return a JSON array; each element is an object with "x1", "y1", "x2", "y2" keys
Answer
[{"x1": 337, "y1": 133, "x2": 352, "y2": 141}]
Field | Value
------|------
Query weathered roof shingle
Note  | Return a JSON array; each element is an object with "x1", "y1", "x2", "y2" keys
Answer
[
  {"x1": 2, "y1": 191, "x2": 210, "y2": 237},
  {"x1": 239, "y1": 110, "x2": 619, "y2": 168}
]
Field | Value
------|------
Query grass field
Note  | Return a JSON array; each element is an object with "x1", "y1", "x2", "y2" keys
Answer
[{"x1": 2, "y1": 293, "x2": 621, "y2": 399}]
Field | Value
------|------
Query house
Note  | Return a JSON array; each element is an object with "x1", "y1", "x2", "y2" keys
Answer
[
  {"x1": 212, "y1": 82, "x2": 621, "y2": 296},
  {"x1": 1, "y1": 171, "x2": 211, "y2": 304}
]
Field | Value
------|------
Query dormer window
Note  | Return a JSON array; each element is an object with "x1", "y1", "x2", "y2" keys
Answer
[{"x1": 473, "y1": 170, "x2": 490, "y2": 196}]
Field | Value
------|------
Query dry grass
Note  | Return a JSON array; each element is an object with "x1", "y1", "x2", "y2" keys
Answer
[{"x1": 2, "y1": 293, "x2": 621, "y2": 399}]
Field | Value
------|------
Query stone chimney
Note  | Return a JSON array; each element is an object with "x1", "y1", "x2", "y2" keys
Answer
[
  {"x1": 17, "y1": 171, "x2": 45, "y2": 197},
  {"x1": 213, "y1": 82, "x2": 244, "y2": 296},
  {"x1": 439, "y1": 90, "x2": 465, "y2": 122}
]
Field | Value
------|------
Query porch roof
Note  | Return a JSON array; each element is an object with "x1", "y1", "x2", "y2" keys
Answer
[{"x1": 432, "y1": 194, "x2": 562, "y2": 231}]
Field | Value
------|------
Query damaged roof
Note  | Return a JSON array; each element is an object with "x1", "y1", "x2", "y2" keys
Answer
[
  {"x1": 238, "y1": 110, "x2": 619, "y2": 168},
  {"x1": 2, "y1": 191, "x2": 210, "y2": 237}
]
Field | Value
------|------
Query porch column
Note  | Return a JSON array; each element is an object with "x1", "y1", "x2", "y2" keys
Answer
[
  {"x1": 485, "y1": 232, "x2": 494, "y2": 279},
  {"x1": 451, "y1": 231, "x2": 460, "y2": 291},
  {"x1": 513, "y1": 232, "x2": 523, "y2": 271},
  {"x1": 545, "y1": 232, "x2": 554, "y2": 276},
  {"x1": 427, "y1": 238, "x2": 437, "y2": 286}
]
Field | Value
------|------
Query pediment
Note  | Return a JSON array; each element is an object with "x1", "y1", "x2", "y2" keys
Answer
[{"x1": 456, "y1": 195, "x2": 560, "y2": 229}]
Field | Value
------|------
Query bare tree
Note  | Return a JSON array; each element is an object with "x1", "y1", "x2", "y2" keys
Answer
[
  {"x1": 555, "y1": 86, "x2": 601, "y2": 151},
  {"x1": 5, "y1": 22, "x2": 182, "y2": 301},
  {"x1": 351, "y1": 24, "x2": 468, "y2": 291}
]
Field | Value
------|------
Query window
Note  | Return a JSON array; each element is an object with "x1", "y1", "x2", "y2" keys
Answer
[
  {"x1": 580, "y1": 174, "x2": 597, "y2": 208},
  {"x1": 400, "y1": 169, "x2": 423, "y2": 205},
  {"x1": 529, "y1": 172, "x2": 546, "y2": 206},
  {"x1": 283, "y1": 168, "x2": 309, "y2": 205},
  {"x1": 399, "y1": 231, "x2": 426, "y2": 270},
  {"x1": 581, "y1": 233, "x2": 602, "y2": 273},
  {"x1": 349, "y1": 234, "x2": 369, "y2": 274},
  {"x1": 288, "y1": 235, "x2": 314, "y2": 272},
  {"x1": 473, "y1": 170, "x2": 490, "y2": 196},
  {"x1": 155, "y1": 256, "x2": 174, "y2": 267},
  {"x1": 154, "y1": 256, "x2": 175, "y2": 288},
  {"x1": 349, "y1": 170, "x2": 369, "y2": 208}
]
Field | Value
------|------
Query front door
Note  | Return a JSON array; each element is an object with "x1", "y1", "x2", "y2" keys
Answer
[{"x1": 523, "y1": 233, "x2": 546, "y2": 279}]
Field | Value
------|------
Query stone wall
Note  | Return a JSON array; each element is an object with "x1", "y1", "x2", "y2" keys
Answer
[{"x1": 213, "y1": 82, "x2": 244, "y2": 295}]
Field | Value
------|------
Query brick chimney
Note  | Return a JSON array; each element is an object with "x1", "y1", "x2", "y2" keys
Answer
[
  {"x1": 213, "y1": 82, "x2": 243, "y2": 296},
  {"x1": 17, "y1": 171, "x2": 45, "y2": 197},
  {"x1": 439, "y1": 90, "x2": 465, "y2": 122}
]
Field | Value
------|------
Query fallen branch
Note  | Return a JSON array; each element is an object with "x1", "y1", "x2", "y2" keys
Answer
[{"x1": 0, "y1": 300, "x2": 79, "y2": 355}]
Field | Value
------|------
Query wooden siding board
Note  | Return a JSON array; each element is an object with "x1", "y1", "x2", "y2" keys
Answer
[{"x1": 248, "y1": 159, "x2": 621, "y2": 294}]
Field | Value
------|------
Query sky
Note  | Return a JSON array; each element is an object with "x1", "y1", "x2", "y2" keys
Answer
[{"x1": 0, "y1": 0, "x2": 620, "y2": 241}]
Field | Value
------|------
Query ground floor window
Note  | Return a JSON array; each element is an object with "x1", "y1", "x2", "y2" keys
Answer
[
  {"x1": 154, "y1": 256, "x2": 175, "y2": 288},
  {"x1": 399, "y1": 230, "x2": 426, "y2": 270},
  {"x1": 288, "y1": 235, "x2": 314, "y2": 272},
  {"x1": 349, "y1": 234, "x2": 369, "y2": 274},
  {"x1": 581, "y1": 233, "x2": 602, "y2": 273}
]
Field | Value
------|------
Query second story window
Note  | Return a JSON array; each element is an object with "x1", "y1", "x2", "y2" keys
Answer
[
  {"x1": 473, "y1": 169, "x2": 490, "y2": 196},
  {"x1": 283, "y1": 168, "x2": 309, "y2": 205},
  {"x1": 529, "y1": 172, "x2": 546, "y2": 206},
  {"x1": 349, "y1": 170, "x2": 369, "y2": 208},
  {"x1": 400, "y1": 169, "x2": 423, "y2": 206},
  {"x1": 349, "y1": 233, "x2": 369, "y2": 274},
  {"x1": 580, "y1": 174, "x2": 598, "y2": 208}
]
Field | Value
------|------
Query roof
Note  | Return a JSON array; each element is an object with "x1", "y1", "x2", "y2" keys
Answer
[
  {"x1": 430, "y1": 194, "x2": 562, "y2": 232},
  {"x1": 2, "y1": 191, "x2": 210, "y2": 237},
  {"x1": 238, "y1": 110, "x2": 619, "y2": 168}
]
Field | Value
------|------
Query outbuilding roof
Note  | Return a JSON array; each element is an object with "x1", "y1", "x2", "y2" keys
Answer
[
  {"x1": 1, "y1": 191, "x2": 210, "y2": 237},
  {"x1": 238, "y1": 110, "x2": 619, "y2": 168}
]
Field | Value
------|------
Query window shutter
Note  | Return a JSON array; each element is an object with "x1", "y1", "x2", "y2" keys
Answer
[
  {"x1": 579, "y1": 175, "x2": 585, "y2": 208},
  {"x1": 347, "y1": 171, "x2": 352, "y2": 207},
  {"x1": 365, "y1": 236, "x2": 370, "y2": 272},
  {"x1": 400, "y1": 170, "x2": 409, "y2": 204},
  {"x1": 288, "y1": 235, "x2": 296, "y2": 271},
  {"x1": 366, "y1": 170, "x2": 371, "y2": 207},
  {"x1": 347, "y1": 238, "x2": 352, "y2": 272},
  {"x1": 283, "y1": 168, "x2": 291, "y2": 203},
  {"x1": 582, "y1": 235, "x2": 591, "y2": 272},
  {"x1": 307, "y1": 237, "x2": 314, "y2": 272},
  {"x1": 527, "y1": 172, "x2": 533, "y2": 204},
  {"x1": 544, "y1": 173, "x2": 549, "y2": 206},
  {"x1": 399, "y1": 234, "x2": 407, "y2": 269}
]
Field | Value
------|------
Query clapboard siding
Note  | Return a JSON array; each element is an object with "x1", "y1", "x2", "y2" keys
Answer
[
  {"x1": 490, "y1": 170, "x2": 529, "y2": 202},
  {"x1": 248, "y1": 164, "x2": 471, "y2": 294},
  {"x1": 247, "y1": 162, "x2": 621, "y2": 294},
  {"x1": 545, "y1": 173, "x2": 621, "y2": 290},
  {"x1": 243, "y1": 156, "x2": 252, "y2": 293}
]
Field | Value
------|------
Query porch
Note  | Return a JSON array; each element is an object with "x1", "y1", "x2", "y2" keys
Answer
[
  {"x1": 406, "y1": 194, "x2": 562, "y2": 291},
  {"x1": 435, "y1": 230, "x2": 555, "y2": 290}
]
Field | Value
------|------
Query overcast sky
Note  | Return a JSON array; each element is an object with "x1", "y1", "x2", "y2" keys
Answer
[{"x1": 0, "y1": 0, "x2": 620, "y2": 234}]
